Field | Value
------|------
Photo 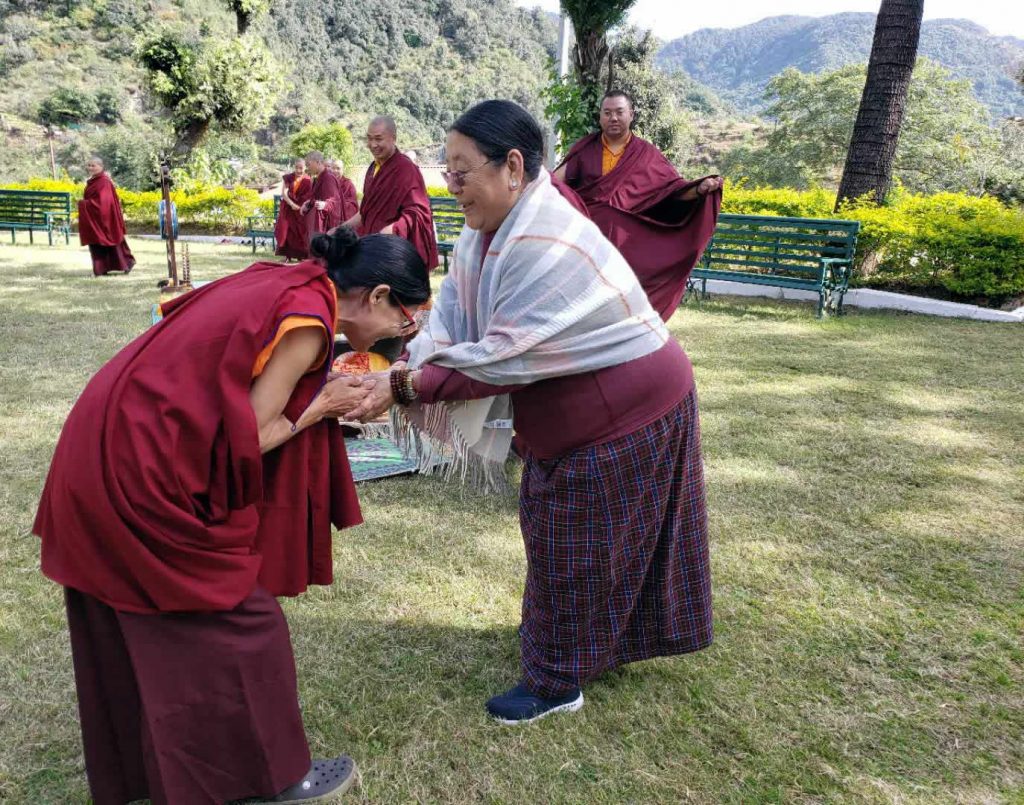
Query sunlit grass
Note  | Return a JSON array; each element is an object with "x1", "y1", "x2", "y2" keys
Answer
[{"x1": 1, "y1": 240, "x2": 1021, "y2": 803}]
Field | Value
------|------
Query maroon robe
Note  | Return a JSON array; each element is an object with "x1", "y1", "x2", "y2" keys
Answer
[
  {"x1": 358, "y1": 151, "x2": 438, "y2": 270},
  {"x1": 560, "y1": 133, "x2": 722, "y2": 321},
  {"x1": 303, "y1": 169, "x2": 344, "y2": 235},
  {"x1": 334, "y1": 170, "x2": 359, "y2": 222},
  {"x1": 78, "y1": 173, "x2": 136, "y2": 276},
  {"x1": 36, "y1": 259, "x2": 362, "y2": 613},
  {"x1": 35, "y1": 260, "x2": 361, "y2": 803},
  {"x1": 275, "y1": 172, "x2": 313, "y2": 259}
]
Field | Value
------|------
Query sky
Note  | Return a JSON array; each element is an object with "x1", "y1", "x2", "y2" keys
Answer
[{"x1": 514, "y1": 0, "x2": 1024, "y2": 40}]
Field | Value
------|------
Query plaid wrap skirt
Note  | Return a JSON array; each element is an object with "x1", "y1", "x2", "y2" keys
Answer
[{"x1": 518, "y1": 388, "x2": 711, "y2": 697}]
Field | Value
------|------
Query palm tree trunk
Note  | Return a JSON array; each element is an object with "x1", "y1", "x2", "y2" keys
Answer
[{"x1": 835, "y1": 0, "x2": 924, "y2": 209}]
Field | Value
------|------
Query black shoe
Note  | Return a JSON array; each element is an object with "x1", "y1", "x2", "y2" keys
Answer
[{"x1": 485, "y1": 682, "x2": 584, "y2": 725}]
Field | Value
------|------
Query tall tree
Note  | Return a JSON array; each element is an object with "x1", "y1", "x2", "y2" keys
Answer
[
  {"x1": 226, "y1": 0, "x2": 269, "y2": 36},
  {"x1": 835, "y1": 0, "x2": 924, "y2": 209},
  {"x1": 138, "y1": 31, "x2": 283, "y2": 160},
  {"x1": 560, "y1": 0, "x2": 637, "y2": 117}
]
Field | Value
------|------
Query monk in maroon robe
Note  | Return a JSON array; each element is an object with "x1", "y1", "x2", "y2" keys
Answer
[
  {"x1": 343, "y1": 116, "x2": 438, "y2": 270},
  {"x1": 78, "y1": 157, "x2": 136, "y2": 276},
  {"x1": 33, "y1": 251, "x2": 418, "y2": 803},
  {"x1": 329, "y1": 158, "x2": 359, "y2": 222},
  {"x1": 301, "y1": 151, "x2": 344, "y2": 236},
  {"x1": 275, "y1": 157, "x2": 314, "y2": 260},
  {"x1": 556, "y1": 91, "x2": 724, "y2": 321}
]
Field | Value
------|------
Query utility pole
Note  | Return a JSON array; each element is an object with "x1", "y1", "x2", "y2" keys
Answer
[{"x1": 548, "y1": 13, "x2": 575, "y2": 167}]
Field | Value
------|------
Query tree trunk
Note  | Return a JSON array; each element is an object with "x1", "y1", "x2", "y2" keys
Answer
[
  {"x1": 171, "y1": 120, "x2": 211, "y2": 162},
  {"x1": 235, "y1": 9, "x2": 249, "y2": 36},
  {"x1": 572, "y1": 29, "x2": 609, "y2": 116},
  {"x1": 835, "y1": 0, "x2": 924, "y2": 210}
]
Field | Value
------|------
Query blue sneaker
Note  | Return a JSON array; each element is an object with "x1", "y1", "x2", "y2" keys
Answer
[{"x1": 485, "y1": 682, "x2": 584, "y2": 725}]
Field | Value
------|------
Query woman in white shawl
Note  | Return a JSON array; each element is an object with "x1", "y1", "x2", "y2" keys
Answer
[{"x1": 346, "y1": 100, "x2": 712, "y2": 724}]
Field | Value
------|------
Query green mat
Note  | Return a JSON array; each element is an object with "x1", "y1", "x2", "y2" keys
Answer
[{"x1": 345, "y1": 437, "x2": 419, "y2": 482}]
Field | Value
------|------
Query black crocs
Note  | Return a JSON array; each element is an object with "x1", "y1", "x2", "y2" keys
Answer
[{"x1": 263, "y1": 755, "x2": 357, "y2": 803}]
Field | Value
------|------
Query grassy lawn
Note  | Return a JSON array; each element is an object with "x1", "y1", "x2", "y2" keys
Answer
[{"x1": 1, "y1": 239, "x2": 1022, "y2": 803}]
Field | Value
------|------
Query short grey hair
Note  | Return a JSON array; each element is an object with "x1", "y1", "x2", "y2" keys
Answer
[
  {"x1": 368, "y1": 116, "x2": 397, "y2": 136},
  {"x1": 305, "y1": 150, "x2": 325, "y2": 163}
]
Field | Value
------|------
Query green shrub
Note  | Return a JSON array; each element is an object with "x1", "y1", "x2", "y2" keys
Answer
[
  {"x1": 718, "y1": 185, "x2": 1024, "y2": 306},
  {"x1": 2, "y1": 178, "x2": 268, "y2": 232},
  {"x1": 37, "y1": 87, "x2": 99, "y2": 128},
  {"x1": 840, "y1": 193, "x2": 1024, "y2": 304},
  {"x1": 289, "y1": 123, "x2": 355, "y2": 172}
]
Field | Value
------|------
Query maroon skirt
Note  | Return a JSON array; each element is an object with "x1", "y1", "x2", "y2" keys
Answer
[
  {"x1": 89, "y1": 241, "x2": 135, "y2": 276},
  {"x1": 65, "y1": 586, "x2": 310, "y2": 805},
  {"x1": 517, "y1": 388, "x2": 712, "y2": 696}
]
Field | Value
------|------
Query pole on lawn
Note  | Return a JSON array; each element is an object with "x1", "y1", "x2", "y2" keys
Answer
[{"x1": 159, "y1": 160, "x2": 179, "y2": 291}]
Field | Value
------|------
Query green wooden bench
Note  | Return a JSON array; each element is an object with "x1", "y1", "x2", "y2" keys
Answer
[
  {"x1": 246, "y1": 195, "x2": 281, "y2": 253},
  {"x1": 0, "y1": 189, "x2": 72, "y2": 245},
  {"x1": 429, "y1": 196, "x2": 465, "y2": 272},
  {"x1": 689, "y1": 214, "x2": 860, "y2": 317}
]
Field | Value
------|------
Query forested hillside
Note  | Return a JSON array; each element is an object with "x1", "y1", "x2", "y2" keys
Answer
[
  {"x1": 657, "y1": 14, "x2": 1024, "y2": 118},
  {"x1": 0, "y1": 0, "x2": 558, "y2": 186}
]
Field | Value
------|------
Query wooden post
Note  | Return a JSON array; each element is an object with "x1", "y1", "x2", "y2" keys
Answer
[
  {"x1": 159, "y1": 161, "x2": 179, "y2": 290},
  {"x1": 47, "y1": 128, "x2": 57, "y2": 180}
]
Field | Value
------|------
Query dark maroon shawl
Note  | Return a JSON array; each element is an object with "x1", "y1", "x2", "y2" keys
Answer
[
  {"x1": 335, "y1": 172, "x2": 359, "y2": 222},
  {"x1": 275, "y1": 172, "x2": 313, "y2": 259},
  {"x1": 35, "y1": 260, "x2": 362, "y2": 614},
  {"x1": 78, "y1": 173, "x2": 127, "y2": 247},
  {"x1": 303, "y1": 169, "x2": 344, "y2": 235},
  {"x1": 358, "y1": 151, "x2": 438, "y2": 270},
  {"x1": 560, "y1": 133, "x2": 722, "y2": 321}
]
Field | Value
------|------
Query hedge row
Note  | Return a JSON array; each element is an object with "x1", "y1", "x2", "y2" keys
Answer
[
  {"x1": 723, "y1": 184, "x2": 1024, "y2": 306},
  {"x1": 5, "y1": 178, "x2": 1022, "y2": 306},
  {"x1": 1, "y1": 178, "x2": 451, "y2": 231}
]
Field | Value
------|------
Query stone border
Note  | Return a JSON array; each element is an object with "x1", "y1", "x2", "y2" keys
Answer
[{"x1": 696, "y1": 279, "x2": 1024, "y2": 323}]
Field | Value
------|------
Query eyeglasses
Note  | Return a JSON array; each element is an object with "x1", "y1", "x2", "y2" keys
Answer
[
  {"x1": 441, "y1": 159, "x2": 497, "y2": 188},
  {"x1": 391, "y1": 292, "x2": 418, "y2": 331}
]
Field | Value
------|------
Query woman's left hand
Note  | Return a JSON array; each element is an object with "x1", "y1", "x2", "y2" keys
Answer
[{"x1": 342, "y1": 371, "x2": 395, "y2": 422}]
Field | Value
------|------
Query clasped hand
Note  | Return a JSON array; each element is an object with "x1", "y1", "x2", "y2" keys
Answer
[
  {"x1": 315, "y1": 373, "x2": 376, "y2": 419},
  {"x1": 340, "y1": 370, "x2": 396, "y2": 423},
  {"x1": 698, "y1": 176, "x2": 724, "y2": 196}
]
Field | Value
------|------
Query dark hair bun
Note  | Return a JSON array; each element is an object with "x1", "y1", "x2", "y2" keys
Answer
[{"x1": 309, "y1": 226, "x2": 359, "y2": 262}]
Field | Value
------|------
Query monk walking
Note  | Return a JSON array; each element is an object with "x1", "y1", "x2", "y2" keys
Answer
[
  {"x1": 78, "y1": 157, "x2": 136, "y2": 276},
  {"x1": 275, "y1": 157, "x2": 313, "y2": 261},
  {"x1": 301, "y1": 151, "x2": 344, "y2": 236},
  {"x1": 555, "y1": 91, "x2": 724, "y2": 321},
  {"x1": 342, "y1": 116, "x2": 438, "y2": 270}
]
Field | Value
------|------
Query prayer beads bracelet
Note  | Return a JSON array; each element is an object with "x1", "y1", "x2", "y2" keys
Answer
[{"x1": 390, "y1": 368, "x2": 418, "y2": 406}]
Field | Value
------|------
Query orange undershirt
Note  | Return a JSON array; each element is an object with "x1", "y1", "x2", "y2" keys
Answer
[
  {"x1": 601, "y1": 132, "x2": 633, "y2": 176},
  {"x1": 370, "y1": 151, "x2": 394, "y2": 179},
  {"x1": 251, "y1": 316, "x2": 329, "y2": 379}
]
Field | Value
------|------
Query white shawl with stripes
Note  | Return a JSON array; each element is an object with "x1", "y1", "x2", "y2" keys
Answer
[{"x1": 394, "y1": 169, "x2": 668, "y2": 488}]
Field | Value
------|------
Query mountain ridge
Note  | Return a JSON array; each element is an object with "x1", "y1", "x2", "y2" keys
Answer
[{"x1": 655, "y1": 14, "x2": 1024, "y2": 118}]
